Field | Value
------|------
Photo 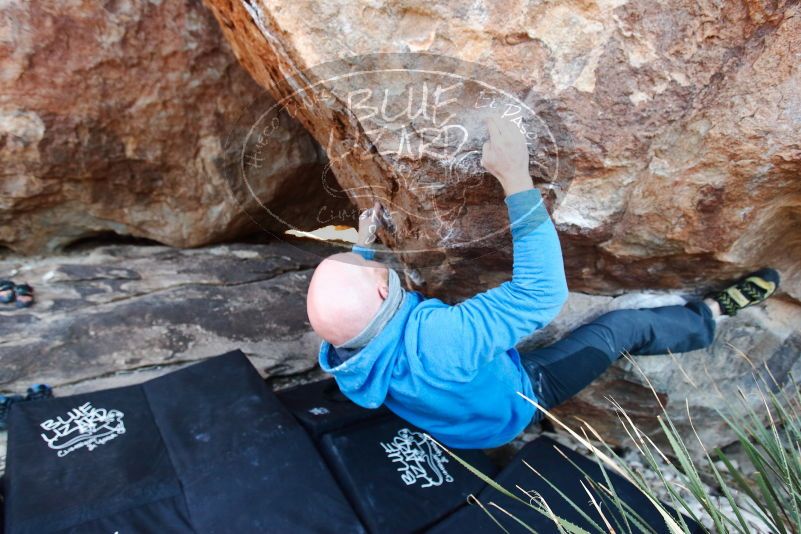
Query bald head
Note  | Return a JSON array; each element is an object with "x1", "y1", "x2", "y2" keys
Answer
[{"x1": 306, "y1": 252, "x2": 390, "y2": 346}]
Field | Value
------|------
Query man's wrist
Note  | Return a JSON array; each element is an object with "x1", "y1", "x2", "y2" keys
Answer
[
  {"x1": 352, "y1": 243, "x2": 376, "y2": 260},
  {"x1": 505, "y1": 188, "x2": 549, "y2": 235},
  {"x1": 502, "y1": 180, "x2": 534, "y2": 197},
  {"x1": 498, "y1": 170, "x2": 533, "y2": 197}
]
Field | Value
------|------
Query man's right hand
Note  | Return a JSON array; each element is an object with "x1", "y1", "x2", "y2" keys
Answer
[
  {"x1": 480, "y1": 116, "x2": 534, "y2": 197},
  {"x1": 356, "y1": 201, "x2": 383, "y2": 246}
]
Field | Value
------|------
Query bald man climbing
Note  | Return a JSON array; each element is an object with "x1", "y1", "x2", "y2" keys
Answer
[{"x1": 306, "y1": 116, "x2": 780, "y2": 449}]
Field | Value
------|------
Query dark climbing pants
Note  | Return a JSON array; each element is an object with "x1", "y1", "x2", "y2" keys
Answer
[{"x1": 520, "y1": 302, "x2": 716, "y2": 416}]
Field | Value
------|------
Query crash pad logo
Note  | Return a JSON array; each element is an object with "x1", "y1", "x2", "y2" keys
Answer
[
  {"x1": 39, "y1": 401, "x2": 126, "y2": 458},
  {"x1": 223, "y1": 52, "x2": 574, "y2": 267},
  {"x1": 380, "y1": 428, "x2": 454, "y2": 488}
]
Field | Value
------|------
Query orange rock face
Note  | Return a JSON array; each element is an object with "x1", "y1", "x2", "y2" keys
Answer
[
  {"x1": 203, "y1": 0, "x2": 800, "y2": 303},
  {"x1": 0, "y1": 1, "x2": 329, "y2": 253}
]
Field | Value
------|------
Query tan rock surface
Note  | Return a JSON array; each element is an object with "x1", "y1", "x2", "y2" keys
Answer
[
  {"x1": 203, "y1": 0, "x2": 800, "y2": 302},
  {"x1": 0, "y1": 0, "x2": 334, "y2": 253}
]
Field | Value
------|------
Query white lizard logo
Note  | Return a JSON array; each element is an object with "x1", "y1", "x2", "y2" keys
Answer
[
  {"x1": 380, "y1": 428, "x2": 454, "y2": 488},
  {"x1": 40, "y1": 401, "x2": 126, "y2": 457}
]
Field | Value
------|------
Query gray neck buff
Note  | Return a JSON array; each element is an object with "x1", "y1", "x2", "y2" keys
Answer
[{"x1": 336, "y1": 267, "x2": 405, "y2": 350}]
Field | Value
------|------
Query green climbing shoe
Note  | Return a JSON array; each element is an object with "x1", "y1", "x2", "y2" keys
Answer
[{"x1": 711, "y1": 268, "x2": 780, "y2": 316}]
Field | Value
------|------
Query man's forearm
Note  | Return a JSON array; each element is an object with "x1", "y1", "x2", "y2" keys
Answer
[{"x1": 505, "y1": 188, "x2": 568, "y2": 310}]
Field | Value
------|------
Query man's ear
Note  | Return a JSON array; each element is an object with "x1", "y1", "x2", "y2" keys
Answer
[{"x1": 377, "y1": 283, "x2": 389, "y2": 300}]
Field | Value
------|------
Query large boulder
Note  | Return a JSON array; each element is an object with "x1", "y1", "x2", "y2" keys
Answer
[
  {"x1": 202, "y1": 0, "x2": 800, "y2": 301},
  {"x1": 0, "y1": 0, "x2": 337, "y2": 253},
  {"x1": 202, "y1": 0, "x2": 801, "y2": 451}
]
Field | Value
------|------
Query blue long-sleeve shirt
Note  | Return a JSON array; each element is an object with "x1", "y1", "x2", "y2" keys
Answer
[{"x1": 318, "y1": 188, "x2": 568, "y2": 448}]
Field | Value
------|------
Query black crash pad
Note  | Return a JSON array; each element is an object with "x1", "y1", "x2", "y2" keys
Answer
[
  {"x1": 320, "y1": 416, "x2": 497, "y2": 533},
  {"x1": 4, "y1": 351, "x2": 365, "y2": 534},
  {"x1": 427, "y1": 436, "x2": 703, "y2": 534},
  {"x1": 276, "y1": 378, "x2": 389, "y2": 439}
]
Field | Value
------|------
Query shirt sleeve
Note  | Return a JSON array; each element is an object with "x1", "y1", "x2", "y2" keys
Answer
[
  {"x1": 416, "y1": 188, "x2": 568, "y2": 376},
  {"x1": 351, "y1": 244, "x2": 376, "y2": 260}
]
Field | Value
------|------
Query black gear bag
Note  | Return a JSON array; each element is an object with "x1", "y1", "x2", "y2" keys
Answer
[{"x1": 276, "y1": 378, "x2": 390, "y2": 439}]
